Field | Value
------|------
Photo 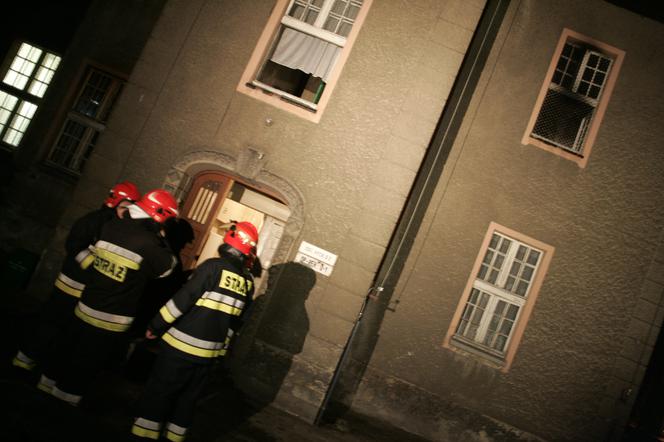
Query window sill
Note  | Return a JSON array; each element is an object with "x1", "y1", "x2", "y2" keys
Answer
[
  {"x1": 237, "y1": 82, "x2": 323, "y2": 123},
  {"x1": 447, "y1": 336, "x2": 508, "y2": 371}
]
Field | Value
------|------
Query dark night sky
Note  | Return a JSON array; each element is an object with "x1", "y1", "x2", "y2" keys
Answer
[{"x1": 2, "y1": 1, "x2": 92, "y2": 56}]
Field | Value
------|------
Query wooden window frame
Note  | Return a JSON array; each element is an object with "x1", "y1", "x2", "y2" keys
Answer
[
  {"x1": 521, "y1": 29, "x2": 625, "y2": 168},
  {"x1": 443, "y1": 222, "x2": 555, "y2": 372},
  {"x1": 237, "y1": 0, "x2": 372, "y2": 123}
]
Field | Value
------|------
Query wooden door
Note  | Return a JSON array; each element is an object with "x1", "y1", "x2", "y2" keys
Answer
[{"x1": 179, "y1": 172, "x2": 233, "y2": 269}]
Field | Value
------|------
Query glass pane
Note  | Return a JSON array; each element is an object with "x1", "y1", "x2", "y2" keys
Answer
[
  {"x1": 582, "y1": 68, "x2": 593, "y2": 81},
  {"x1": 509, "y1": 261, "x2": 520, "y2": 276},
  {"x1": 478, "y1": 292, "x2": 489, "y2": 308},
  {"x1": 477, "y1": 264, "x2": 487, "y2": 280},
  {"x1": 488, "y1": 269, "x2": 499, "y2": 284},
  {"x1": 337, "y1": 21, "x2": 352, "y2": 37},
  {"x1": 331, "y1": 0, "x2": 345, "y2": 14},
  {"x1": 516, "y1": 280, "x2": 528, "y2": 296},
  {"x1": 588, "y1": 53, "x2": 599, "y2": 67},
  {"x1": 489, "y1": 234, "x2": 500, "y2": 249},
  {"x1": 469, "y1": 288, "x2": 479, "y2": 303},
  {"x1": 304, "y1": 9, "x2": 319, "y2": 24},
  {"x1": 483, "y1": 250, "x2": 494, "y2": 264},
  {"x1": 522, "y1": 265, "x2": 534, "y2": 281},
  {"x1": 289, "y1": 4, "x2": 305, "y2": 19},
  {"x1": 499, "y1": 238, "x2": 511, "y2": 253},
  {"x1": 527, "y1": 250, "x2": 540, "y2": 265},
  {"x1": 347, "y1": 4, "x2": 360, "y2": 19},
  {"x1": 494, "y1": 335, "x2": 507, "y2": 352},
  {"x1": 504, "y1": 276, "x2": 515, "y2": 291},
  {"x1": 323, "y1": 16, "x2": 340, "y2": 32},
  {"x1": 516, "y1": 245, "x2": 526, "y2": 260},
  {"x1": 507, "y1": 304, "x2": 519, "y2": 320},
  {"x1": 494, "y1": 300, "x2": 506, "y2": 315}
]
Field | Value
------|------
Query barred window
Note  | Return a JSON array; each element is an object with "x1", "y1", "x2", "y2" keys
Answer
[
  {"x1": 522, "y1": 29, "x2": 624, "y2": 168},
  {"x1": 47, "y1": 67, "x2": 123, "y2": 173},
  {"x1": 445, "y1": 223, "x2": 554, "y2": 371}
]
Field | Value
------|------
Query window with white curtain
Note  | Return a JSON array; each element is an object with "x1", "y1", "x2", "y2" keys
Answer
[
  {"x1": 0, "y1": 42, "x2": 61, "y2": 148},
  {"x1": 445, "y1": 223, "x2": 554, "y2": 370},
  {"x1": 244, "y1": 0, "x2": 369, "y2": 115}
]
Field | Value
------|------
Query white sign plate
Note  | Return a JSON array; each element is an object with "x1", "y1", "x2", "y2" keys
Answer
[
  {"x1": 295, "y1": 252, "x2": 334, "y2": 276},
  {"x1": 297, "y1": 241, "x2": 337, "y2": 266}
]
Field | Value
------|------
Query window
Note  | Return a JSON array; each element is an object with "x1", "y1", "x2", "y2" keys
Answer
[
  {"x1": 444, "y1": 223, "x2": 554, "y2": 371},
  {"x1": 522, "y1": 29, "x2": 624, "y2": 168},
  {"x1": 47, "y1": 67, "x2": 123, "y2": 173},
  {"x1": 238, "y1": 0, "x2": 372, "y2": 122},
  {"x1": 0, "y1": 42, "x2": 61, "y2": 148}
]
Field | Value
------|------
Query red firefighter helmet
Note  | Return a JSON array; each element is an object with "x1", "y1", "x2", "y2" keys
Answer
[
  {"x1": 136, "y1": 189, "x2": 179, "y2": 223},
  {"x1": 223, "y1": 221, "x2": 258, "y2": 256},
  {"x1": 105, "y1": 181, "x2": 141, "y2": 208}
]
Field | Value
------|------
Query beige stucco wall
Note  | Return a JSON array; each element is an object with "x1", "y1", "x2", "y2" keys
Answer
[
  {"x1": 60, "y1": 0, "x2": 485, "y2": 424},
  {"x1": 352, "y1": 1, "x2": 664, "y2": 441}
]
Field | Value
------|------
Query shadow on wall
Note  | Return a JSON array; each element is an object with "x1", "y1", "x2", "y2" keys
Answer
[{"x1": 188, "y1": 262, "x2": 317, "y2": 439}]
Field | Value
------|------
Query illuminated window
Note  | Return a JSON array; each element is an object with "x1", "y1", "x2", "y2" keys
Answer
[
  {"x1": 47, "y1": 67, "x2": 123, "y2": 172},
  {"x1": 0, "y1": 42, "x2": 61, "y2": 148},
  {"x1": 239, "y1": 0, "x2": 372, "y2": 122},
  {"x1": 444, "y1": 223, "x2": 554, "y2": 371},
  {"x1": 522, "y1": 29, "x2": 624, "y2": 168}
]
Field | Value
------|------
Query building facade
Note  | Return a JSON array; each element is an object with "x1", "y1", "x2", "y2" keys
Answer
[{"x1": 2, "y1": 1, "x2": 664, "y2": 441}]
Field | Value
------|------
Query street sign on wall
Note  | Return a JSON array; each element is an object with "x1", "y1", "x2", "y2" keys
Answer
[{"x1": 295, "y1": 241, "x2": 337, "y2": 276}]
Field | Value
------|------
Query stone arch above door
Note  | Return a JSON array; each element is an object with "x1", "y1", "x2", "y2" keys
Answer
[{"x1": 161, "y1": 147, "x2": 305, "y2": 268}]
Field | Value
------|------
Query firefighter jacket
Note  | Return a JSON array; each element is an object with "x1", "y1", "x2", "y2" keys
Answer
[
  {"x1": 75, "y1": 214, "x2": 176, "y2": 333},
  {"x1": 55, "y1": 205, "x2": 116, "y2": 299},
  {"x1": 149, "y1": 253, "x2": 255, "y2": 364}
]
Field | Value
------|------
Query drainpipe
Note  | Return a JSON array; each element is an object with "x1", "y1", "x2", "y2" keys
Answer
[{"x1": 315, "y1": 0, "x2": 512, "y2": 425}]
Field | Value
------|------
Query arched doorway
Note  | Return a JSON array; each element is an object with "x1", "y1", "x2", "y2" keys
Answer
[{"x1": 179, "y1": 170, "x2": 291, "y2": 294}]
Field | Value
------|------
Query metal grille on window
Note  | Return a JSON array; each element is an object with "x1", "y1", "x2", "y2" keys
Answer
[{"x1": 532, "y1": 42, "x2": 612, "y2": 154}]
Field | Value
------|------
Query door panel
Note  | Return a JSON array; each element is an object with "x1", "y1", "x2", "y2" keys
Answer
[{"x1": 179, "y1": 172, "x2": 232, "y2": 269}]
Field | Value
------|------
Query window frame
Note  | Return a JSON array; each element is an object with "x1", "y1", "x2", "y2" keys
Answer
[
  {"x1": 521, "y1": 29, "x2": 625, "y2": 168},
  {"x1": 443, "y1": 222, "x2": 555, "y2": 372},
  {"x1": 237, "y1": 0, "x2": 372, "y2": 123},
  {"x1": 45, "y1": 64, "x2": 124, "y2": 174},
  {"x1": 0, "y1": 41, "x2": 62, "y2": 150}
]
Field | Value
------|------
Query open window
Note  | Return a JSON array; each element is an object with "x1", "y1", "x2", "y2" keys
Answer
[
  {"x1": 0, "y1": 42, "x2": 61, "y2": 149},
  {"x1": 522, "y1": 29, "x2": 624, "y2": 168},
  {"x1": 238, "y1": 0, "x2": 372, "y2": 122},
  {"x1": 180, "y1": 172, "x2": 291, "y2": 295},
  {"x1": 444, "y1": 223, "x2": 554, "y2": 371}
]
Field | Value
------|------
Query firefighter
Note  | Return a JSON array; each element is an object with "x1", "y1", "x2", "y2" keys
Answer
[
  {"x1": 38, "y1": 189, "x2": 179, "y2": 406},
  {"x1": 131, "y1": 221, "x2": 259, "y2": 441},
  {"x1": 12, "y1": 181, "x2": 141, "y2": 372}
]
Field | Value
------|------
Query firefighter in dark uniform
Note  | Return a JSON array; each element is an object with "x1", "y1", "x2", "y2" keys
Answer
[
  {"x1": 38, "y1": 189, "x2": 179, "y2": 406},
  {"x1": 131, "y1": 221, "x2": 259, "y2": 441},
  {"x1": 12, "y1": 181, "x2": 141, "y2": 372}
]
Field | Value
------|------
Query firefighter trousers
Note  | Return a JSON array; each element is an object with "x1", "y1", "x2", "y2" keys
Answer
[
  {"x1": 41, "y1": 316, "x2": 127, "y2": 405},
  {"x1": 132, "y1": 351, "x2": 211, "y2": 441},
  {"x1": 15, "y1": 288, "x2": 78, "y2": 369}
]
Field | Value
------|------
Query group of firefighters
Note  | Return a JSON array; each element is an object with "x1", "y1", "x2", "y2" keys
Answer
[{"x1": 11, "y1": 181, "x2": 261, "y2": 441}]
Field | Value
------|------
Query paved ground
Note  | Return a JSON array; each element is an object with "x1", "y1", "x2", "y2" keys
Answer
[{"x1": 2, "y1": 288, "x2": 430, "y2": 442}]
